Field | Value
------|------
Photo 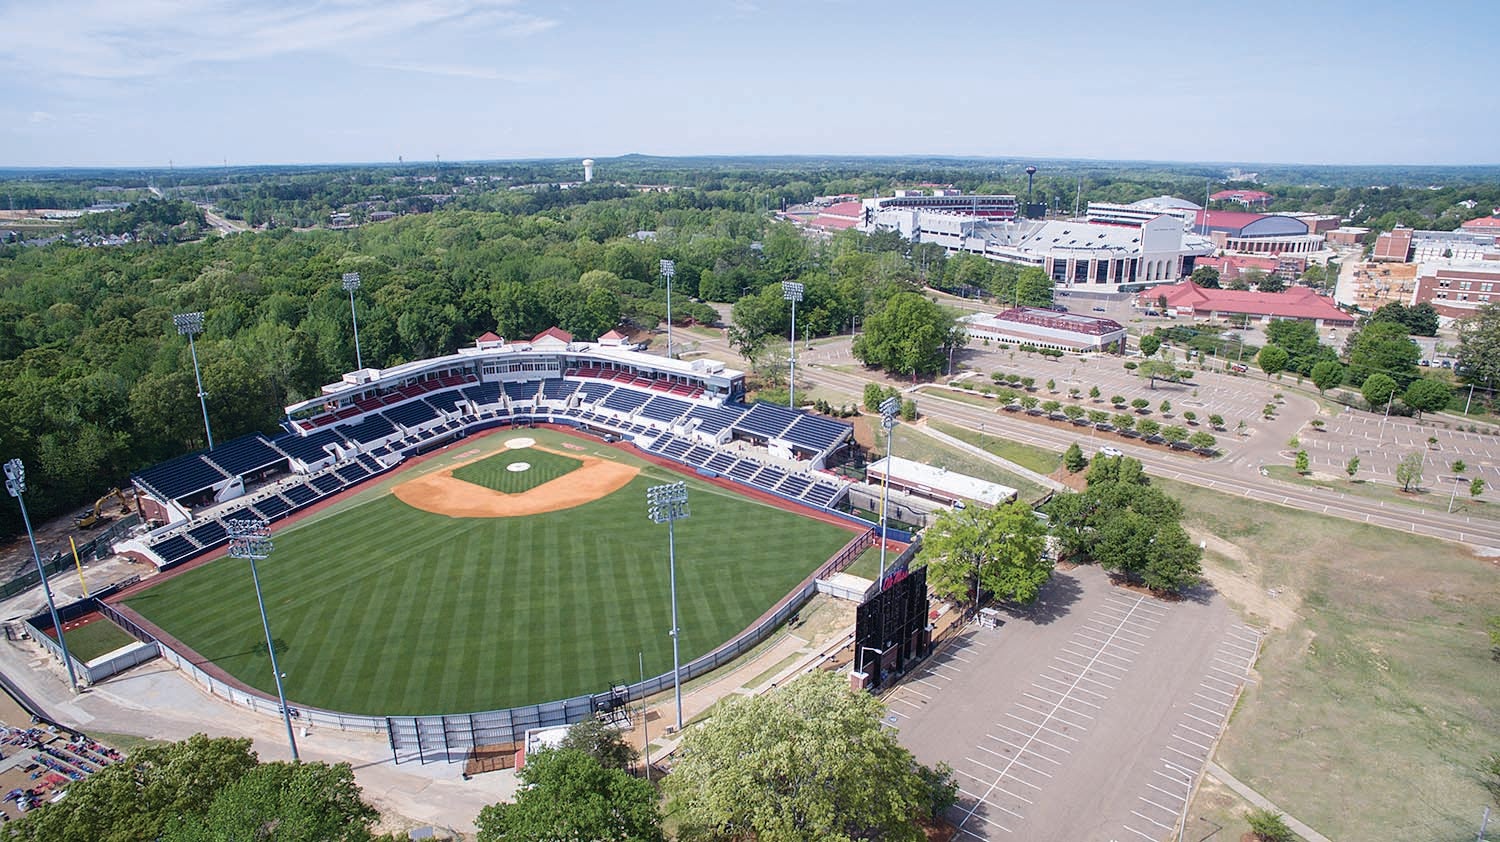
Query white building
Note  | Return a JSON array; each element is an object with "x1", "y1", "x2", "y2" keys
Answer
[
  {"x1": 961, "y1": 307, "x2": 1128, "y2": 352},
  {"x1": 867, "y1": 456, "x2": 1017, "y2": 509}
]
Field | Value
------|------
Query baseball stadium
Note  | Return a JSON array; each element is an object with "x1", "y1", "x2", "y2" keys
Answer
[{"x1": 95, "y1": 327, "x2": 879, "y2": 762}]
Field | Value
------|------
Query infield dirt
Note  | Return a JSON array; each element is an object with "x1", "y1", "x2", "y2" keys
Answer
[{"x1": 391, "y1": 443, "x2": 639, "y2": 518}]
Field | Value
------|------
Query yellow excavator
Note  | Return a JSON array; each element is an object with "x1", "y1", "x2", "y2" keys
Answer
[{"x1": 74, "y1": 488, "x2": 131, "y2": 529}]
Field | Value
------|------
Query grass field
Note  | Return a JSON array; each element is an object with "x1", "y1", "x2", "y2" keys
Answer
[
  {"x1": 53, "y1": 619, "x2": 135, "y2": 662},
  {"x1": 126, "y1": 430, "x2": 858, "y2": 716},
  {"x1": 1163, "y1": 477, "x2": 1500, "y2": 841},
  {"x1": 451, "y1": 448, "x2": 582, "y2": 494}
]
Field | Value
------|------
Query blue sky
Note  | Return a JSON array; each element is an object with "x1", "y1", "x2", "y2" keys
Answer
[{"x1": 3, "y1": 0, "x2": 1497, "y2": 168}]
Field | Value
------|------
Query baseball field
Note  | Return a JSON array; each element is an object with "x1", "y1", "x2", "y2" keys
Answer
[{"x1": 123, "y1": 429, "x2": 859, "y2": 716}]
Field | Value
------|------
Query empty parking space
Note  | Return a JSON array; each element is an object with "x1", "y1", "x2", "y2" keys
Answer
[{"x1": 893, "y1": 565, "x2": 1254, "y2": 841}]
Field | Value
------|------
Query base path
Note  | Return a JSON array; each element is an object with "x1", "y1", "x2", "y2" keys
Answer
[{"x1": 392, "y1": 444, "x2": 638, "y2": 518}]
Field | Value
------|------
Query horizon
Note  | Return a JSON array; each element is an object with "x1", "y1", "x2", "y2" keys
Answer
[{"x1": 3, "y1": 1, "x2": 1499, "y2": 169}]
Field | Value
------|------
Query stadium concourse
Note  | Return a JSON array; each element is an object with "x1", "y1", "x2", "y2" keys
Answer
[{"x1": 116, "y1": 328, "x2": 856, "y2": 572}]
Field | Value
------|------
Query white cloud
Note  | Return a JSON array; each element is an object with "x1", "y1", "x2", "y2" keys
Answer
[
  {"x1": 0, "y1": 0, "x2": 557, "y2": 82},
  {"x1": 28, "y1": 111, "x2": 56, "y2": 123}
]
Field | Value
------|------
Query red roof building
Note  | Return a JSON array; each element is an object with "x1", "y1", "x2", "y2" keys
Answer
[
  {"x1": 477, "y1": 331, "x2": 502, "y2": 342},
  {"x1": 808, "y1": 201, "x2": 864, "y2": 231},
  {"x1": 1143, "y1": 281, "x2": 1354, "y2": 327},
  {"x1": 1372, "y1": 227, "x2": 1414, "y2": 262},
  {"x1": 1460, "y1": 216, "x2": 1500, "y2": 233},
  {"x1": 530, "y1": 327, "x2": 574, "y2": 346}
]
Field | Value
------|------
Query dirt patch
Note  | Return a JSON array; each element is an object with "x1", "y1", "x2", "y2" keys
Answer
[
  {"x1": 392, "y1": 446, "x2": 638, "y2": 518},
  {"x1": 1190, "y1": 527, "x2": 1301, "y2": 632}
]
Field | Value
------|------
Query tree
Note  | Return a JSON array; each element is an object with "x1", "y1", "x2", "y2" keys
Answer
[
  {"x1": 1208, "y1": 413, "x2": 1225, "y2": 429},
  {"x1": 162, "y1": 761, "x2": 378, "y2": 842},
  {"x1": 1015, "y1": 266, "x2": 1054, "y2": 307},
  {"x1": 1137, "y1": 419, "x2": 1161, "y2": 438},
  {"x1": 1159, "y1": 400, "x2": 1172, "y2": 415},
  {"x1": 1257, "y1": 344, "x2": 1289, "y2": 379},
  {"x1": 1130, "y1": 398, "x2": 1150, "y2": 412},
  {"x1": 1396, "y1": 451, "x2": 1424, "y2": 492},
  {"x1": 1088, "y1": 385, "x2": 1101, "y2": 401},
  {"x1": 852, "y1": 292, "x2": 962, "y2": 378},
  {"x1": 1064, "y1": 442, "x2": 1088, "y2": 473},
  {"x1": 1246, "y1": 808, "x2": 1295, "y2": 842},
  {"x1": 1403, "y1": 378, "x2": 1451, "y2": 420},
  {"x1": 1183, "y1": 410, "x2": 1197, "y2": 424},
  {"x1": 916, "y1": 501, "x2": 1052, "y2": 607},
  {"x1": 1041, "y1": 400, "x2": 1062, "y2": 414},
  {"x1": 1471, "y1": 477, "x2": 1486, "y2": 498},
  {"x1": 6, "y1": 734, "x2": 260, "y2": 842},
  {"x1": 1137, "y1": 359, "x2": 1178, "y2": 389},
  {"x1": 1087, "y1": 409, "x2": 1109, "y2": 425},
  {"x1": 1361, "y1": 372, "x2": 1399, "y2": 408},
  {"x1": 1020, "y1": 395, "x2": 1039, "y2": 410},
  {"x1": 900, "y1": 397, "x2": 918, "y2": 421},
  {"x1": 1267, "y1": 319, "x2": 1335, "y2": 375},
  {"x1": 1255, "y1": 273, "x2": 1287, "y2": 293},
  {"x1": 1187, "y1": 431, "x2": 1217, "y2": 450},
  {"x1": 1045, "y1": 378, "x2": 1056, "y2": 392},
  {"x1": 666, "y1": 670, "x2": 937, "y2": 842},
  {"x1": 1310, "y1": 359, "x2": 1344, "y2": 394},
  {"x1": 558, "y1": 718, "x2": 639, "y2": 771},
  {"x1": 863, "y1": 383, "x2": 887, "y2": 412},
  {"x1": 1139, "y1": 334, "x2": 1161, "y2": 357},
  {"x1": 1190, "y1": 265, "x2": 1221, "y2": 289},
  {"x1": 1346, "y1": 321, "x2": 1421, "y2": 386},
  {"x1": 1294, "y1": 450, "x2": 1310, "y2": 473},
  {"x1": 1113, "y1": 413, "x2": 1135, "y2": 432},
  {"x1": 1062, "y1": 404, "x2": 1085, "y2": 421},
  {"x1": 1110, "y1": 394, "x2": 1126, "y2": 406},
  {"x1": 1346, "y1": 455, "x2": 1360, "y2": 480},
  {"x1": 1456, "y1": 302, "x2": 1500, "y2": 389},
  {"x1": 1161, "y1": 425, "x2": 1188, "y2": 444},
  {"x1": 478, "y1": 748, "x2": 662, "y2": 842}
]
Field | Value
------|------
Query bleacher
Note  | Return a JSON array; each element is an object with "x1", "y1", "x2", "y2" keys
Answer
[
  {"x1": 283, "y1": 484, "x2": 318, "y2": 506},
  {"x1": 272, "y1": 428, "x2": 346, "y2": 464},
  {"x1": 778, "y1": 474, "x2": 812, "y2": 497},
  {"x1": 463, "y1": 383, "x2": 501, "y2": 408},
  {"x1": 601, "y1": 388, "x2": 649, "y2": 414},
  {"x1": 426, "y1": 390, "x2": 465, "y2": 413},
  {"x1": 576, "y1": 381, "x2": 616, "y2": 403},
  {"x1": 311, "y1": 474, "x2": 343, "y2": 494},
  {"x1": 733, "y1": 402, "x2": 801, "y2": 441},
  {"x1": 334, "y1": 462, "x2": 370, "y2": 484},
  {"x1": 205, "y1": 434, "x2": 288, "y2": 476},
  {"x1": 781, "y1": 414, "x2": 851, "y2": 452},
  {"x1": 705, "y1": 453, "x2": 737, "y2": 474},
  {"x1": 803, "y1": 481, "x2": 840, "y2": 507},
  {"x1": 540, "y1": 380, "x2": 579, "y2": 402},
  {"x1": 344, "y1": 414, "x2": 396, "y2": 445},
  {"x1": 686, "y1": 405, "x2": 744, "y2": 436},
  {"x1": 356, "y1": 454, "x2": 383, "y2": 473},
  {"x1": 639, "y1": 395, "x2": 691, "y2": 423},
  {"x1": 187, "y1": 520, "x2": 227, "y2": 547},
  {"x1": 384, "y1": 400, "x2": 439, "y2": 429},
  {"x1": 503, "y1": 381, "x2": 537, "y2": 405},
  {"x1": 152, "y1": 535, "x2": 199, "y2": 565},
  {"x1": 133, "y1": 452, "x2": 230, "y2": 501},
  {"x1": 251, "y1": 496, "x2": 291, "y2": 521}
]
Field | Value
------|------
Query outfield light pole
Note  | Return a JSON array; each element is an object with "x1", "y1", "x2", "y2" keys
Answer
[
  {"x1": 783, "y1": 281, "x2": 804, "y2": 408},
  {"x1": 660, "y1": 260, "x2": 675, "y2": 359},
  {"x1": 226, "y1": 518, "x2": 299, "y2": 762},
  {"x1": 174, "y1": 311, "x2": 214, "y2": 449},
  {"x1": 646, "y1": 481, "x2": 689, "y2": 732},
  {"x1": 5, "y1": 459, "x2": 79, "y2": 694},
  {"x1": 877, "y1": 396, "x2": 900, "y2": 584},
  {"x1": 342, "y1": 272, "x2": 364, "y2": 370}
]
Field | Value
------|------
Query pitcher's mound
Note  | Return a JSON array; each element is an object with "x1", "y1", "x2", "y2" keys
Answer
[
  {"x1": 392, "y1": 447, "x2": 637, "y2": 518},
  {"x1": 504, "y1": 437, "x2": 536, "y2": 449}
]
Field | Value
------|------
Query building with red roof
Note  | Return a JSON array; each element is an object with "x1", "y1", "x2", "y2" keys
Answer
[
  {"x1": 807, "y1": 201, "x2": 864, "y2": 232},
  {"x1": 1142, "y1": 281, "x2": 1354, "y2": 327},
  {"x1": 1193, "y1": 253, "x2": 1305, "y2": 283},
  {"x1": 1460, "y1": 216, "x2": 1500, "y2": 234},
  {"x1": 530, "y1": 327, "x2": 574, "y2": 348},
  {"x1": 1191, "y1": 210, "x2": 1324, "y2": 255},
  {"x1": 1210, "y1": 189, "x2": 1273, "y2": 208},
  {"x1": 1372, "y1": 227, "x2": 1414, "y2": 262}
]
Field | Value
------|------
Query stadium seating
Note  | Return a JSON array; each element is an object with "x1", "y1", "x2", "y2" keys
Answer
[
  {"x1": 344, "y1": 414, "x2": 396, "y2": 445},
  {"x1": 426, "y1": 390, "x2": 465, "y2": 413},
  {"x1": 503, "y1": 381, "x2": 538, "y2": 405},
  {"x1": 311, "y1": 474, "x2": 343, "y2": 494},
  {"x1": 705, "y1": 453, "x2": 737, "y2": 474},
  {"x1": 639, "y1": 395, "x2": 691, "y2": 423},
  {"x1": 384, "y1": 400, "x2": 439, "y2": 429},
  {"x1": 334, "y1": 463, "x2": 369, "y2": 484},
  {"x1": 251, "y1": 496, "x2": 291, "y2": 521},
  {"x1": 272, "y1": 428, "x2": 347, "y2": 464},
  {"x1": 576, "y1": 381, "x2": 615, "y2": 403},
  {"x1": 733, "y1": 402, "x2": 800, "y2": 440},
  {"x1": 778, "y1": 474, "x2": 812, "y2": 497},
  {"x1": 686, "y1": 405, "x2": 744, "y2": 436},
  {"x1": 133, "y1": 453, "x2": 230, "y2": 501},
  {"x1": 187, "y1": 520, "x2": 227, "y2": 547},
  {"x1": 540, "y1": 380, "x2": 580, "y2": 402},
  {"x1": 152, "y1": 535, "x2": 199, "y2": 565},
  {"x1": 462, "y1": 383, "x2": 501, "y2": 408},
  {"x1": 206, "y1": 435, "x2": 288, "y2": 477},
  {"x1": 782, "y1": 414, "x2": 851, "y2": 452},
  {"x1": 283, "y1": 484, "x2": 318, "y2": 506},
  {"x1": 601, "y1": 388, "x2": 649, "y2": 414}
]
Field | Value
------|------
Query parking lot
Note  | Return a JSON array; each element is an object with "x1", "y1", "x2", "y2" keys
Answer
[
  {"x1": 1298, "y1": 408, "x2": 1500, "y2": 494},
  {"x1": 890, "y1": 565, "x2": 1258, "y2": 841}
]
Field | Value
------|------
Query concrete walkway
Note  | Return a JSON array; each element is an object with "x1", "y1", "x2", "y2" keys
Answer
[{"x1": 1206, "y1": 761, "x2": 1333, "y2": 842}]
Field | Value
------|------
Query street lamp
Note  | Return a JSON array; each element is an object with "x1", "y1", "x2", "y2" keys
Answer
[
  {"x1": 660, "y1": 260, "x2": 675, "y2": 359},
  {"x1": 226, "y1": 518, "x2": 300, "y2": 762},
  {"x1": 646, "y1": 482, "x2": 689, "y2": 731},
  {"x1": 859, "y1": 645, "x2": 886, "y2": 683},
  {"x1": 877, "y1": 396, "x2": 900, "y2": 583},
  {"x1": 173, "y1": 311, "x2": 214, "y2": 449},
  {"x1": 342, "y1": 272, "x2": 364, "y2": 370},
  {"x1": 783, "y1": 281, "x2": 804, "y2": 408},
  {"x1": 4, "y1": 459, "x2": 79, "y2": 694}
]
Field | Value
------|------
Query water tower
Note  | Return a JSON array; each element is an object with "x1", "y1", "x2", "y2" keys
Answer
[{"x1": 582, "y1": 159, "x2": 595, "y2": 183}]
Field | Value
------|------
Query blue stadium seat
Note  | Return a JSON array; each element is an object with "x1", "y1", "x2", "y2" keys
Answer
[
  {"x1": 206, "y1": 435, "x2": 287, "y2": 477},
  {"x1": 311, "y1": 474, "x2": 343, "y2": 494},
  {"x1": 283, "y1": 484, "x2": 318, "y2": 506},
  {"x1": 385, "y1": 400, "x2": 439, "y2": 429},
  {"x1": 152, "y1": 535, "x2": 199, "y2": 565},
  {"x1": 187, "y1": 520, "x2": 227, "y2": 547},
  {"x1": 733, "y1": 402, "x2": 799, "y2": 440},
  {"x1": 601, "y1": 388, "x2": 649, "y2": 414},
  {"x1": 343, "y1": 414, "x2": 396, "y2": 445},
  {"x1": 272, "y1": 429, "x2": 347, "y2": 464},
  {"x1": 639, "y1": 396, "x2": 691, "y2": 423}
]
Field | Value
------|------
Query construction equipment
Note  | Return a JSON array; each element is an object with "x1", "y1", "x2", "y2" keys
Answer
[{"x1": 74, "y1": 488, "x2": 130, "y2": 530}]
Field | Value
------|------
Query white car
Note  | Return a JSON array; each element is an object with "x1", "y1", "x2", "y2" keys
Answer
[{"x1": 1098, "y1": 446, "x2": 1124, "y2": 458}]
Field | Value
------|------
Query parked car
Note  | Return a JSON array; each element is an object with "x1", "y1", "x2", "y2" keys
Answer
[
  {"x1": 1092, "y1": 307, "x2": 1107, "y2": 313},
  {"x1": 1230, "y1": 363, "x2": 1249, "y2": 373}
]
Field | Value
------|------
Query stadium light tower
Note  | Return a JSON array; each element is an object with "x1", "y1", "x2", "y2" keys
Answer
[
  {"x1": 226, "y1": 518, "x2": 300, "y2": 762},
  {"x1": 660, "y1": 260, "x2": 675, "y2": 359},
  {"x1": 782, "y1": 281, "x2": 804, "y2": 408},
  {"x1": 877, "y1": 396, "x2": 901, "y2": 584},
  {"x1": 5, "y1": 459, "x2": 79, "y2": 694},
  {"x1": 342, "y1": 272, "x2": 364, "y2": 370},
  {"x1": 173, "y1": 311, "x2": 214, "y2": 449},
  {"x1": 646, "y1": 481, "x2": 689, "y2": 732}
]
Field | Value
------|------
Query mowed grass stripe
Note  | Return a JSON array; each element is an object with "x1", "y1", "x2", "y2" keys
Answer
[
  {"x1": 451, "y1": 448, "x2": 581, "y2": 494},
  {"x1": 128, "y1": 430, "x2": 857, "y2": 715}
]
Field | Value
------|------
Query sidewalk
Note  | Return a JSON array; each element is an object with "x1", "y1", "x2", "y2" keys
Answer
[{"x1": 1206, "y1": 761, "x2": 1332, "y2": 842}]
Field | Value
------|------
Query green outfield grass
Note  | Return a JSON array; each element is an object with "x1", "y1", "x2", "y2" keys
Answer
[
  {"x1": 126, "y1": 430, "x2": 858, "y2": 716},
  {"x1": 451, "y1": 448, "x2": 582, "y2": 494}
]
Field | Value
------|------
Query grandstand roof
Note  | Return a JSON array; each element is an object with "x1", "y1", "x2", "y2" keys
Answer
[{"x1": 1151, "y1": 281, "x2": 1353, "y2": 323}]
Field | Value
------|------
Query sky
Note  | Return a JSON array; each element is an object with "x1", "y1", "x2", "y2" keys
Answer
[{"x1": 3, "y1": 0, "x2": 1498, "y2": 168}]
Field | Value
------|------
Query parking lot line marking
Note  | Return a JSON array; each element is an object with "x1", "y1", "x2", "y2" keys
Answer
[
  {"x1": 977, "y1": 746, "x2": 1058, "y2": 778},
  {"x1": 1200, "y1": 674, "x2": 1239, "y2": 690},
  {"x1": 889, "y1": 694, "x2": 925, "y2": 709},
  {"x1": 1122, "y1": 823, "x2": 1158, "y2": 840},
  {"x1": 962, "y1": 757, "x2": 1046, "y2": 791},
  {"x1": 928, "y1": 661, "x2": 965, "y2": 674},
  {"x1": 990, "y1": 728, "x2": 1074, "y2": 753},
  {"x1": 1131, "y1": 810, "x2": 1173, "y2": 830},
  {"x1": 1086, "y1": 622, "x2": 1152, "y2": 642},
  {"x1": 1034, "y1": 675, "x2": 1109, "y2": 699},
  {"x1": 1193, "y1": 691, "x2": 1230, "y2": 708},
  {"x1": 1220, "y1": 640, "x2": 1258, "y2": 657},
  {"x1": 1161, "y1": 758, "x2": 1195, "y2": 778},
  {"x1": 902, "y1": 686, "x2": 932, "y2": 700},
  {"x1": 1188, "y1": 701, "x2": 1225, "y2": 717},
  {"x1": 1029, "y1": 688, "x2": 1102, "y2": 710},
  {"x1": 1207, "y1": 663, "x2": 1247, "y2": 679},
  {"x1": 1214, "y1": 654, "x2": 1252, "y2": 670},
  {"x1": 1166, "y1": 744, "x2": 1204, "y2": 763},
  {"x1": 981, "y1": 738, "x2": 1063, "y2": 765},
  {"x1": 1183, "y1": 711, "x2": 1221, "y2": 728},
  {"x1": 1196, "y1": 684, "x2": 1235, "y2": 700},
  {"x1": 957, "y1": 595, "x2": 1154, "y2": 834},
  {"x1": 1172, "y1": 732, "x2": 1213, "y2": 752},
  {"x1": 1146, "y1": 782, "x2": 1185, "y2": 801},
  {"x1": 1139, "y1": 795, "x2": 1179, "y2": 814},
  {"x1": 1016, "y1": 700, "x2": 1093, "y2": 723},
  {"x1": 1179, "y1": 722, "x2": 1219, "y2": 741},
  {"x1": 944, "y1": 652, "x2": 975, "y2": 664},
  {"x1": 914, "y1": 676, "x2": 947, "y2": 691}
]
